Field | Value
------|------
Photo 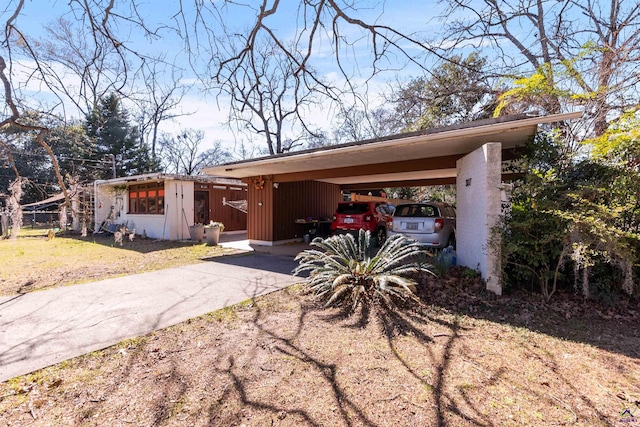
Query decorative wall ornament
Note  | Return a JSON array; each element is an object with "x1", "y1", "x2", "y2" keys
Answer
[{"x1": 252, "y1": 176, "x2": 265, "y2": 190}]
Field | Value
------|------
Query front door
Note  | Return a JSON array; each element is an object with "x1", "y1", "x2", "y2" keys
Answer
[{"x1": 194, "y1": 191, "x2": 210, "y2": 224}]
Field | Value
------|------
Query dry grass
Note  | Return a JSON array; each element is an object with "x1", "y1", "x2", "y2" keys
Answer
[
  {"x1": 0, "y1": 231, "x2": 236, "y2": 295},
  {"x1": 1, "y1": 273, "x2": 639, "y2": 426}
]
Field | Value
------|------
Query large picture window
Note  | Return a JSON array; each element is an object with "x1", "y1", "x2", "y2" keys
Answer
[{"x1": 129, "y1": 183, "x2": 165, "y2": 214}]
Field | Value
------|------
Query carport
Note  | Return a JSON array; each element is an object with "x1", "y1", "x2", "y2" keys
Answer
[{"x1": 204, "y1": 112, "x2": 582, "y2": 294}]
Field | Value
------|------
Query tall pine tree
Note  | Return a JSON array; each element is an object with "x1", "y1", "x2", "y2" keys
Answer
[{"x1": 85, "y1": 94, "x2": 156, "y2": 179}]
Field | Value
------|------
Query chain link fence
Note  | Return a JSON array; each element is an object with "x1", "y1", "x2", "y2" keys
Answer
[
  {"x1": 1, "y1": 189, "x2": 94, "y2": 236},
  {"x1": 21, "y1": 210, "x2": 70, "y2": 229}
]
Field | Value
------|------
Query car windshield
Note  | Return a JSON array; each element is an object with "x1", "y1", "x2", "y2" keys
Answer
[
  {"x1": 336, "y1": 203, "x2": 370, "y2": 214},
  {"x1": 395, "y1": 204, "x2": 438, "y2": 217}
]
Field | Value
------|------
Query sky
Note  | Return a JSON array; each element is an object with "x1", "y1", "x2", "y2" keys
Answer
[{"x1": 5, "y1": 0, "x2": 460, "y2": 157}]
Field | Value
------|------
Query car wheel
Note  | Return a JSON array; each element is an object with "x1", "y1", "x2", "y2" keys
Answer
[{"x1": 376, "y1": 227, "x2": 387, "y2": 247}]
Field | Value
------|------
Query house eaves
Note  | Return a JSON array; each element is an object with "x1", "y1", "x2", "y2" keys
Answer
[
  {"x1": 203, "y1": 111, "x2": 582, "y2": 186},
  {"x1": 95, "y1": 173, "x2": 246, "y2": 187}
]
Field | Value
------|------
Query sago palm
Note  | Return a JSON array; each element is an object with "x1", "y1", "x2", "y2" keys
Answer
[{"x1": 293, "y1": 230, "x2": 433, "y2": 312}]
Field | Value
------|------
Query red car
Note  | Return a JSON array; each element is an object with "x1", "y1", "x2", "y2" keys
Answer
[{"x1": 330, "y1": 201, "x2": 394, "y2": 246}]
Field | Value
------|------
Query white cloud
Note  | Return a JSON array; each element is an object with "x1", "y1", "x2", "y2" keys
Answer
[
  {"x1": 8, "y1": 58, "x2": 234, "y2": 150},
  {"x1": 8, "y1": 60, "x2": 85, "y2": 115},
  {"x1": 157, "y1": 91, "x2": 235, "y2": 151},
  {"x1": 4, "y1": 0, "x2": 468, "y2": 160}
]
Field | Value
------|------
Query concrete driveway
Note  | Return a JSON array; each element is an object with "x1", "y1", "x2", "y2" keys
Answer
[{"x1": 0, "y1": 252, "x2": 301, "y2": 382}]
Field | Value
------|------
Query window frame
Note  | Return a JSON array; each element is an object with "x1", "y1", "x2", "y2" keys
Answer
[{"x1": 128, "y1": 182, "x2": 165, "y2": 215}]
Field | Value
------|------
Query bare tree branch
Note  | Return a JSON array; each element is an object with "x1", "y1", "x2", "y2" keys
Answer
[
  {"x1": 158, "y1": 129, "x2": 229, "y2": 175},
  {"x1": 1, "y1": 55, "x2": 70, "y2": 210},
  {"x1": 216, "y1": 37, "x2": 324, "y2": 155},
  {"x1": 439, "y1": 0, "x2": 640, "y2": 136}
]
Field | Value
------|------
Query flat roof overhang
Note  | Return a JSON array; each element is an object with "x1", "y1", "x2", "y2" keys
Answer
[
  {"x1": 204, "y1": 112, "x2": 582, "y2": 187},
  {"x1": 95, "y1": 173, "x2": 246, "y2": 187}
]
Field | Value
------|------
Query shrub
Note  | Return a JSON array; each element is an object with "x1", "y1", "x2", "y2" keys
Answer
[
  {"x1": 293, "y1": 230, "x2": 434, "y2": 312},
  {"x1": 499, "y1": 129, "x2": 640, "y2": 302}
]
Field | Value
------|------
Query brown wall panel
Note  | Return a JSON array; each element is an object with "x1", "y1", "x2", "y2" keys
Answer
[
  {"x1": 192, "y1": 182, "x2": 248, "y2": 232},
  {"x1": 272, "y1": 180, "x2": 341, "y2": 241},
  {"x1": 208, "y1": 187, "x2": 247, "y2": 231},
  {"x1": 247, "y1": 179, "x2": 274, "y2": 241}
]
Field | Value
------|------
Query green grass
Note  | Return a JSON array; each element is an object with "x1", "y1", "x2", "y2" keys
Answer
[{"x1": 0, "y1": 233, "x2": 232, "y2": 295}]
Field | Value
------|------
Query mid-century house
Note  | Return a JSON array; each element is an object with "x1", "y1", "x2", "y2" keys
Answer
[
  {"x1": 94, "y1": 173, "x2": 247, "y2": 240},
  {"x1": 203, "y1": 112, "x2": 583, "y2": 294}
]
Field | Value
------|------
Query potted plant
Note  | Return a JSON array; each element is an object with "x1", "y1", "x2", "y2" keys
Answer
[
  {"x1": 189, "y1": 223, "x2": 204, "y2": 242},
  {"x1": 204, "y1": 221, "x2": 224, "y2": 246}
]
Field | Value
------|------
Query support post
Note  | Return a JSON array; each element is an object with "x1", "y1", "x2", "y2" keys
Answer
[{"x1": 456, "y1": 143, "x2": 503, "y2": 295}]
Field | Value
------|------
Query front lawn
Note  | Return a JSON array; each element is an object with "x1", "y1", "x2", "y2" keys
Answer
[
  {"x1": 1, "y1": 275, "x2": 638, "y2": 426},
  {"x1": 0, "y1": 232, "x2": 233, "y2": 295}
]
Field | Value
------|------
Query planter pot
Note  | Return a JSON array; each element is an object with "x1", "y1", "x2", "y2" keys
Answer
[
  {"x1": 189, "y1": 224, "x2": 204, "y2": 242},
  {"x1": 204, "y1": 226, "x2": 221, "y2": 246}
]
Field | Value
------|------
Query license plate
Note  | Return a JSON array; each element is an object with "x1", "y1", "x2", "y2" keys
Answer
[
  {"x1": 343, "y1": 218, "x2": 354, "y2": 224},
  {"x1": 406, "y1": 223, "x2": 418, "y2": 230}
]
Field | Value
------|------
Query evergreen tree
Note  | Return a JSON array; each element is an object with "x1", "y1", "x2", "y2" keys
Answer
[
  {"x1": 0, "y1": 112, "x2": 57, "y2": 204},
  {"x1": 85, "y1": 94, "x2": 156, "y2": 179},
  {"x1": 47, "y1": 119, "x2": 96, "y2": 183}
]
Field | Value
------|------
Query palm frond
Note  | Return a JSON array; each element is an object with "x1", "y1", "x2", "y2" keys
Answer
[{"x1": 294, "y1": 230, "x2": 435, "y2": 313}]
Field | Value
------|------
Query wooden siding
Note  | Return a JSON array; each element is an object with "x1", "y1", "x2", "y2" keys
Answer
[
  {"x1": 193, "y1": 182, "x2": 247, "y2": 232},
  {"x1": 247, "y1": 178, "x2": 274, "y2": 241},
  {"x1": 246, "y1": 178, "x2": 341, "y2": 242},
  {"x1": 271, "y1": 148, "x2": 524, "y2": 184},
  {"x1": 272, "y1": 155, "x2": 461, "y2": 183},
  {"x1": 210, "y1": 187, "x2": 247, "y2": 231},
  {"x1": 273, "y1": 181, "x2": 341, "y2": 241}
]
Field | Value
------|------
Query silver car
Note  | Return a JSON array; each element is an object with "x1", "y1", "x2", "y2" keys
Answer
[{"x1": 388, "y1": 202, "x2": 456, "y2": 249}]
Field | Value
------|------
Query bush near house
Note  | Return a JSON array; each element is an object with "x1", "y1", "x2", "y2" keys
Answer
[{"x1": 500, "y1": 126, "x2": 640, "y2": 302}]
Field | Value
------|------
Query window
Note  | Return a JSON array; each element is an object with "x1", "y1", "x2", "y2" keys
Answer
[
  {"x1": 129, "y1": 182, "x2": 165, "y2": 214},
  {"x1": 376, "y1": 204, "x2": 391, "y2": 215},
  {"x1": 395, "y1": 204, "x2": 437, "y2": 217},
  {"x1": 337, "y1": 203, "x2": 370, "y2": 214}
]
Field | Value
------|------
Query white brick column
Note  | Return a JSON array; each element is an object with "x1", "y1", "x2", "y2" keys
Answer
[{"x1": 456, "y1": 143, "x2": 502, "y2": 295}]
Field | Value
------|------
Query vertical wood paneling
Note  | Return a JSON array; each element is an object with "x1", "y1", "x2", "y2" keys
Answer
[
  {"x1": 272, "y1": 180, "x2": 341, "y2": 241},
  {"x1": 246, "y1": 178, "x2": 340, "y2": 242},
  {"x1": 208, "y1": 187, "x2": 248, "y2": 231},
  {"x1": 247, "y1": 179, "x2": 274, "y2": 241}
]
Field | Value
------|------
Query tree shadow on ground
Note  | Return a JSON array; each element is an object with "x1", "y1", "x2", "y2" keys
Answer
[
  {"x1": 62, "y1": 232, "x2": 213, "y2": 255},
  {"x1": 239, "y1": 279, "x2": 495, "y2": 427},
  {"x1": 377, "y1": 301, "x2": 615, "y2": 424},
  {"x1": 417, "y1": 267, "x2": 640, "y2": 360},
  {"x1": 209, "y1": 290, "x2": 381, "y2": 427},
  {"x1": 305, "y1": 265, "x2": 630, "y2": 426},
  {"x1": 1, "y1": 270, "x2": 628, "y2": 426},
  {"x1": 201, "y1": 252, "x2": 303, "y2": 277}
]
